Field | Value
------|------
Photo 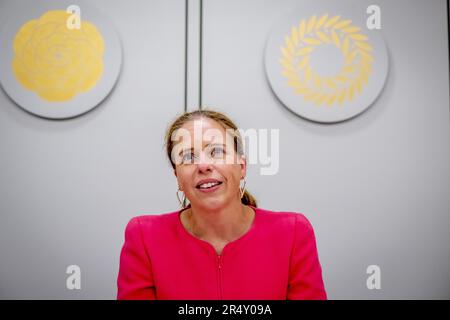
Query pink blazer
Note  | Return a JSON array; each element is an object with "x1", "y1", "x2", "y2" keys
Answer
[{"x1": 117, "y1": 205, "x2": 327, "y2": 300}]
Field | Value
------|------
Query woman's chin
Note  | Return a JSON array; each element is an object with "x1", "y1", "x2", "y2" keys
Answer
[{"x1": 194, "y1": 198, "x2": 227, "y2": 211}]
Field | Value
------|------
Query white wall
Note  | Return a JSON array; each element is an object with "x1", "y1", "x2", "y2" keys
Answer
[
  {"x1": 0, "y1": 0, "x2": 186, "y2": 299},
  {"x1": 202, "y1": 0, "x2": 450, "y2": 299}
]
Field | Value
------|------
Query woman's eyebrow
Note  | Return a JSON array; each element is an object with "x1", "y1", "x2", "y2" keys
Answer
[
  {"x1": 206, "y1": 143, "x2": 226, "y2": 147},
  {"x1": 178, "y1": 143, "x2": 226, "y2": 156}
]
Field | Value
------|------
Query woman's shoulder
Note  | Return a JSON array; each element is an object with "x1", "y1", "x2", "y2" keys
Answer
[
  {"x1": 255, "y1": 206, "x2": 315, "y2": 231},
  {"x1": 123, "y1": 209, "x2": 180, "y2": 233}
]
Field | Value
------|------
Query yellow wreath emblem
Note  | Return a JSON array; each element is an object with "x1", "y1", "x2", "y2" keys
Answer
[{"x1": 280, "y1": 14, "x2": 374, "y2": 107}]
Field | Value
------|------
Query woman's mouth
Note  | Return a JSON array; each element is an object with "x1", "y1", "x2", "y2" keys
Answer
[{"x1": 196, "y1": 181, "x2": 223, "y2": 193}]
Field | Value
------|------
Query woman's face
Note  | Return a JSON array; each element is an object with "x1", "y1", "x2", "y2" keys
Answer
[{"x1": 172, "y1": 117, "x2": 246, "y2": 211}]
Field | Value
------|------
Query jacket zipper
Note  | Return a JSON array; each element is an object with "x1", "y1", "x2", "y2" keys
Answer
[{"x1": 217, "y1": 254, "x2": 223, "y2": 299}]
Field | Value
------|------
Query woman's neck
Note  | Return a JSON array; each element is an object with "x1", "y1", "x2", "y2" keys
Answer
[{"x1": 181, "y1": 202, "x2": 255, "y2": 243}]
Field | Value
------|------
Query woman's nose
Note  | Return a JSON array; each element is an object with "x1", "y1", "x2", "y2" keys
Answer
[{"x1": 196, "y1": 152, "x2": 213, "y2": 171}]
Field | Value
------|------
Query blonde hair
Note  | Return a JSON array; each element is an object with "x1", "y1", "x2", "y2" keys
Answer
[{"x1": 164, "y1": 109, "x2": 257, "y2": 208}]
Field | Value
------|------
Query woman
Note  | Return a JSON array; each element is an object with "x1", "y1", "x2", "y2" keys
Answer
[{"x1": 117, "y1": 109, "x2": 327, "y2": 300}]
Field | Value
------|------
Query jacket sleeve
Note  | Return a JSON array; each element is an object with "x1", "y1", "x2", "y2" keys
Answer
[
  {"x1": 117, "y1": 217, "x2": 156, "y2": 300},
  {"x1": 287, "y1": 213, "x2": 327, "y2": 300}
]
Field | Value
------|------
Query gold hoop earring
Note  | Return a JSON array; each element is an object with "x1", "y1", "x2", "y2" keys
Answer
[
  {"x1": 240, "y1": 178, "x2": 247, "y2": 199},
  {"x1": 176, "y1": 188, "x2": 187, "y2": 209}
]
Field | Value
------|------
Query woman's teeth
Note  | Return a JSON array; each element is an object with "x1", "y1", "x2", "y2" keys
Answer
[{"x1": 198, "y1": 182, "x2": 220, "y2": 189}]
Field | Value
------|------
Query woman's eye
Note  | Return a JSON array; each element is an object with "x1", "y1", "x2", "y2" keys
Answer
[
  {"x1": 211, "y1": 147, "x2": 225, "y2": 158},
  {"x1": 182, "y1": 152, "x2": 194, "y2": 163}
]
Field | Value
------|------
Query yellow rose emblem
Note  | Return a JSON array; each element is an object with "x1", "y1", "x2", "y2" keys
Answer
[{"x1": 12, "y1": 10, "x2": 105, "y2": 102}]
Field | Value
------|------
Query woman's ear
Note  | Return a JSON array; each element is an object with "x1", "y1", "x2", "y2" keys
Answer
[
  {"x1": 240, "y1": 155, "x2": 247, "y2": 178},
  {"x1": 174, "y1": 169, "x2": 182, "y2": 191}
]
